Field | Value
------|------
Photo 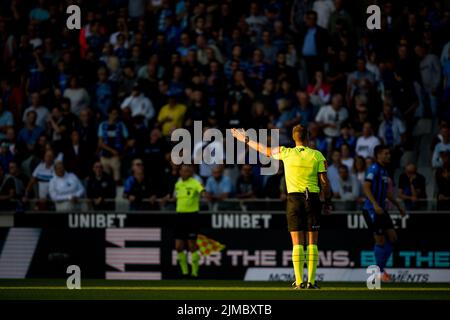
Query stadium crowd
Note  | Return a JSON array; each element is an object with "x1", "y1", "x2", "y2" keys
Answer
[{"x1": 0, "y1": 0, "x2": 449, "y2": 212}]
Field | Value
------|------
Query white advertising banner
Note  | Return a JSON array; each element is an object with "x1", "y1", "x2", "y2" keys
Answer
[{"x1": 244, "y1": 268, "x2": 450, "y2": 283}]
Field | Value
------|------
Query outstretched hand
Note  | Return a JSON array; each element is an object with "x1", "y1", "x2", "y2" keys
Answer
[{"x1": 231, "y1": 128, "x2": 247, "y2": 142}]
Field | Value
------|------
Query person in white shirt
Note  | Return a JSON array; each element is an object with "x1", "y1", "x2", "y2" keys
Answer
[
  {"x1": 336, "y1": 164, "x2": 361, "y2": 201},
  {"x1": 22, "y1": 92, "x2": 49, "y2": 128},
  {"x1": 245, "y1": 2, "x2": 268, "y2": 41},
  {"x1": 315, "y1": 93, "x2": 349, "y2": 139},
  {"x1": 313, "y1": 0, "x2": 335, "y2": 29},
  {"x1": 120, "y1": 85, "x2": 155, "y2": 122},
  {"x1": 63, "y1": 76, "x2": 90, "y2": 116},
  {"x1": 25, "y1": 150, "x2": 55, "y2": 210},
  {"x1": 356, "y1": 122, "x2": 380, "y2": 158},
  {"x1": 432, "y1": 125, "x2": 450, "y2": 168},
  {"x1": 49, "y1": 161, "x2": 85, "y2": 212}
]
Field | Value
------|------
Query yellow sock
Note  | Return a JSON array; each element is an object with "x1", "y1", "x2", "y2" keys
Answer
[
  {"x1": 191, "y1": 251, "x2": 200, "y2": 277},
  {"x1": 307, "y1": 244, "x2": 319, "y2": 285},
  {"x1": 292, "y1": 245, "x2": 305, "y2": 286},
  {"x1": 177, "y1": 251, "x2": 189, "y2": 275}
]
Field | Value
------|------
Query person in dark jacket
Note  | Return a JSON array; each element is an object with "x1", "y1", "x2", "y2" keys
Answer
[{"x1": 86, "y1": 161, "x2": 116, "y2": 211}]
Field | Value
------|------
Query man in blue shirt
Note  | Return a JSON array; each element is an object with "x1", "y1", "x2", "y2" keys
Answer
[
  {"x1": 17, "y1": 110, "x2": 45, "y2": 155},
  {"x1": 205, "y1": 165, "x2": 233, "y2": 202},
  {"x1": 300, "y1": 11, "x2": 329, "y2": 82},
  {"x1": 362, "y1": 145, "x2": 405, "y2": 282}
]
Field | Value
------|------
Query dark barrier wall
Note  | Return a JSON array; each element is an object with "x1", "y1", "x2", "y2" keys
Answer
[{"x1": 0, "y1": 212, "x2": 449, "y2": 280}]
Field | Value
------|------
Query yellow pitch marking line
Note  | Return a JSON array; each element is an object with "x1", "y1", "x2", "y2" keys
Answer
[{"x1": 0, "y1": 286, "x2": 449, "y2": 292}]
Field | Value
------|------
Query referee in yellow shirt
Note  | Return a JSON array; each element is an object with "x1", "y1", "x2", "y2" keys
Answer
[
  {"x1": 174, "y1": 164, "x2": 205, "y2": 278},
  {"x1": 232, "y1": 125, "x2": 333, "y2": 289}
]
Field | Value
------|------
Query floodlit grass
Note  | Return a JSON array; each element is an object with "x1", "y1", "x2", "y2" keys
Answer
[{"x1": 0, "y1": 279, "x2": 449, "y2": 300}]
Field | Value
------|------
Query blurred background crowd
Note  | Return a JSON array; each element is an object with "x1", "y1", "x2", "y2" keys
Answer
[{"x1": 0, "y1": 0, "x2": 449, "y2": 212}]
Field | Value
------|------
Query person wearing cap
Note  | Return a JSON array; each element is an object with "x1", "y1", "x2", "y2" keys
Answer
[{"x1": 157, "y1": 92, "x2": 187, "y2": 137}]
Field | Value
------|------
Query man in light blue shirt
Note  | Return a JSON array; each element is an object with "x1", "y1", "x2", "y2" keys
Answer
[{"x1": 205, "y1": 165, "x2": 233, "y2": 201}]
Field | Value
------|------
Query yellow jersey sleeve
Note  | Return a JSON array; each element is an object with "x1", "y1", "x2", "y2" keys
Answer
[
  {"x1": 196, "y1": 180, "x2": 205, "y2": 193},
  {"x1": 316, "y1": 150, "x2": 328, "y2": 173},
  {"x1": 271, "y1": 146, "x2": 286, "y2": 160}
]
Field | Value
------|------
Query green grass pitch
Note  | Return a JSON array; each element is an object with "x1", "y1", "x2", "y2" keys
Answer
[{"x1": 0, "y1": 279, "x2": 449, "y2": 300}]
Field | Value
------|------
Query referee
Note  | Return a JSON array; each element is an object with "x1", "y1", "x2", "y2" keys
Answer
[
  {"x1": 231, "y1": 125, "x2": 333, "y2": 289},
  {"x1": 174, "y1": 164, "x2": 205, "y2": 278}
]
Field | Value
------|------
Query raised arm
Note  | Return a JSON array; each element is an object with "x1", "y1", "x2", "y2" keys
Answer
[{"x1": 230, "y1": 128, "x2": 276, "y2": 157}]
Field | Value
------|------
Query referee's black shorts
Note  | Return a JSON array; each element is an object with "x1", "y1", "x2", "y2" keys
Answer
[
  {"x1": 174, "y1": 212, "x2": 199, "y2": 240},
  {"x1": 286, "y1": 192, "x2": 322, "y2": 232}
]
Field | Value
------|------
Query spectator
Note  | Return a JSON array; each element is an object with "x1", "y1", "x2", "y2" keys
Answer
[
  {"x1": 77, "y1": 109, "x2": 97, "y2": 157},
  {"x1": 378, "y1": 102, "x2": 406, "y2": 168},
  {"x1": 235, "y1": 165, "x2": 258, "y2": 199},
  {"x1": 141, "y1": 128, "x2": 168, "y2": 181},
  {"x1": 436, "y1": 151, "x2": 450, "y2": 210},
  {"x1": 398, "y1": 164, "x2": 427, "y2": 211},
  {"x1": 415, "y1": 42, "x2": 441, "y2": 117},
  {"x1": 327, "y1": 149, "x2": 342, "y2": 195},
  {"x1": 432, "y1": 125, "x2": 450, "y2": 168},
  {"x1": 307, "y1": 70, "x2": 331, "y2": 108},
  {"x1": 328, "y1": 0, "x2": 353, "y2": 34},
  {"x1": 333, "y1": 124, "x2": 356, "y2": 152},
  {"x1": 22, "y1": 92, "x2": 49, "y2": 128},
  {"x1": 300, "y1": 10, "x2": 329, "y2": 81},
  {"x1": 259, "y1": 31, "x2": 278, "y2": 65},
  {"x1": 205, "y1": 165, "x2": 233, "y2": 202},
  {"x1": 0, "y1": 141, "x2": 14, "y2": 173},
  {"x1": 157, "y1": 93, "x2": 187, "y2": 137},
  {"x1": 352, "y1": 155, "x2": 366, "y2": 186},
  {"x1": 94, "y1": 67, "x2": 114, "y2": 118},
  {"x1": 355, "y1": 122, "x2": 380, "y2": 158},
  {"x1": 245, "y1": 2, "x2": 268, "y2": 41},
  {"x1": 49, "y1": 161, "x2": 85, "y2": 212},
  {"x1": 293, "y1": 90, "x2": 314, "y2": 127},
  {"x1": 378, "y1": 102, "x2": 406, "y2": 148},
  {"x1": 308, "y1": 121, "x2": 328, "y2": 155},
  {"x1": 0, "y1": 165, "x2": 16, "y2": 212},
  {"x1": 315, "y1": 93, "x2": 348, "y2": 140},
  {"x1": 0, "y1": 100, "x2": 14, "y2": 141},
  {"x1": 98, "y1": 107, "x2": 129, "y2": 183},
  {"x1": 8, "y1": 161, "x2": 28, "y2": 212},
  {"x1": 47, "y1": 106, "x2": 70, "y2": 153},
  {"x1": 123, "y1": 158, "x2": 158, "y2": 211},
  {"x1": 24, "y1": 149, "x2": 55, "y2": 210},
  {"x1": 335, "y1": 164, "x2": 362, "y2": 202},
  {"x1": 62, "y1": 130, "x2": 90, "y2": 179},
  {"x1": 17, "y1": 111, "x2": 45, "y2": 156},
  {"x1": 63, "y1": 76, "x2": 90, "y2": 116},
  {"x1": 86, "y1": 161, "x2": 116, "y2": 211},
  {"x1": 120, "y1": 84, "x2": 155, "y2": 124},
  {"x1": 313, "y1": 0, "x2": 335, "y2": 29},
  {"x1": 340, "y1": 143, "x2": 353, "y2": 170}
]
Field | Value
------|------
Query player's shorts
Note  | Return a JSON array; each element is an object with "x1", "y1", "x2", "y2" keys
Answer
[
  {"x1": 362, "y1": 209, "x2": 394, "y2": 235},
  {"x1": 174, "y1": 212, "x2": 199, "y2": 240},
  {"x1": 286, "y1": 192, "x2": 322, "y2": 232}
]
